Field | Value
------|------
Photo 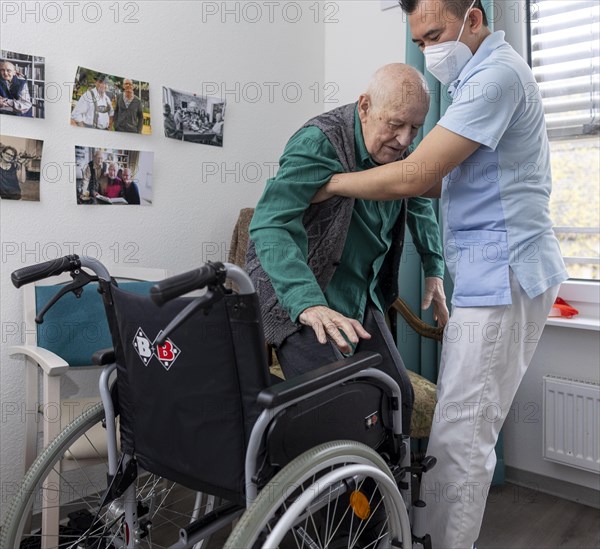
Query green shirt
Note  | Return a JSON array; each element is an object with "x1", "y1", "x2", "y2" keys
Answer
[{"x1": 250, "y1": 110, "x2": 444, "y2": 324}]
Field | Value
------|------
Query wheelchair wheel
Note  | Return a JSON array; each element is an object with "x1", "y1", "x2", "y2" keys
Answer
[
  {"x1": 0, "y1": 402, "x2": 223, "y2": 549},
  {"x1": 224, "y1": 440, "x2": 411, "y2": 549}
]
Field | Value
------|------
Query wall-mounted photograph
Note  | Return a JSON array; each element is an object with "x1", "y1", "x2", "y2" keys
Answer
[
  {"x1": 75, "y1": 146, "x2": 153, "y2": 205},
  {"x1": 0, "y1": 134, "x2": 43, "y2": 201},
  {"x1": 71, "y1": 67, "x2": 152, "y2": 134},
  {"x1": 163, "y1": 86, "x2": 225, "y2": 146},
  {"x1": 0, "y1": 50, "x2": 45, "y2": 118}
]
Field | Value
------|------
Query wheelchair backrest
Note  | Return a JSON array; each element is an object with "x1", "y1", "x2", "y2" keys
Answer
[{"x1": 107, "y1": 284, "x2": 271, "y2": 503}]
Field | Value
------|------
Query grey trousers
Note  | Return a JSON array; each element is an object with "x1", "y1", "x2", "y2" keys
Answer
[{"x1": 275, "y1": 303, "x2": 414, "y2": 435}]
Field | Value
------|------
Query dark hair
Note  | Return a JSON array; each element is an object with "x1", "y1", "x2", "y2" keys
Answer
[
  {"x1": 398, "y1": 0, "x2": 488, "y2": 27},
  {"x1": 1, "y1": 146, "x2": 18, "y2": 158}
]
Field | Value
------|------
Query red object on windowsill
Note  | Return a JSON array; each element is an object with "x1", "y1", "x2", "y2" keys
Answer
[{"x1": 548, "y1": 297, "x2": 579, "y2": 318}]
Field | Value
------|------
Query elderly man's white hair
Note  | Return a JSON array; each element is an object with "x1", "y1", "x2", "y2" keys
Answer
[{"x1": 366, "y1": 63, "x2": 429, "y2": 112}]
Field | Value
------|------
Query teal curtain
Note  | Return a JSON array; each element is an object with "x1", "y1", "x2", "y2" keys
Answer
[{"x1": 398, "y1": 0, "x2": 504, "y2": 483}]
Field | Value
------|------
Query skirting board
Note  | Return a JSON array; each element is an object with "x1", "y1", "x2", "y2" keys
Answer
[{"x1": 506, "y1": 466, "x2": 600, "y2": 509}]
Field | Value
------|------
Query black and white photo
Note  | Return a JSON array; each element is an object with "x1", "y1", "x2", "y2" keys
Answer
[
  {"x1": 163, "y1": 86, "x2": 225, "y2": 146},
  {"x1": 0, "y1": 134, "x2": 43, "y2": 201}
]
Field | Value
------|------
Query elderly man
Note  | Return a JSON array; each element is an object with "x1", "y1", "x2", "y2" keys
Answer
[
  {"x1": 122, "y1": 167, "x2": 141, "y2": 204},
  {"x1": 80, "y1": 149, "x2": 106, "y2": 203},
  {"x1": 113, "y1": 79, "x2": 144, "y2": 133},
  {"x1": 163, "y1": 104, "x2": 181, "y2": 139},
  {"x1": 0, "y1": 60, "x2": 33, "y2": 117},
  {"x1": 247, "y1": 63, "x2": 448, "y2": 435},
  {"x1": 319, "y1": 1, "x2": 569, "y2": 547},
  {"x1": 71, "y1": 74, "x2": 114, "y2": 130}
]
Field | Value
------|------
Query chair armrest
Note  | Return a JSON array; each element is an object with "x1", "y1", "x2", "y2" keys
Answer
[
  {"x1": 8, "y1": 345, "x2": 69, "y2": 376},
  {"x1": 257, "y1": 351, "x2": 382, "y2": 409},
  {"x1": 92, "y1": 348, "x2": 115, "y2": 366},
  {"x1": 391, "y1": 298, "x2": 444, "y2": 342}
]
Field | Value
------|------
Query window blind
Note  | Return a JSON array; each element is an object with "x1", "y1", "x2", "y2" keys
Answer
[{"x1": 530, "y1": 0, "x2": 600, "y2": 140}]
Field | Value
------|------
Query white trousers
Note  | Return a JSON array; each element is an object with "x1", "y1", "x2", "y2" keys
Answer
[{"x1": 421, "y1": 269, "x2": 559, "y2": 549}]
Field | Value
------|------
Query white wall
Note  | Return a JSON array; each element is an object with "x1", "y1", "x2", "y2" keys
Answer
[
  {"x1": 504, "y1": 323, "x2": 600, "y2": 494},
  {"x1": 0, "y1": 0, "x2": 325, "y2": 519},
  {"x1": 325, "y1": 1, "x2": 407, "y2": 104}
]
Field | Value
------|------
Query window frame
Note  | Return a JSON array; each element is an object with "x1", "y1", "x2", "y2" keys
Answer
[{"x1": 523, "y1": 0, "x2": 600, "y2": 283}]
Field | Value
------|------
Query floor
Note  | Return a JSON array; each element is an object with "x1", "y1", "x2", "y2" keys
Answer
[
  {"x1": 207, "y1": 482, "x2": 600, "y2": 548},
  {"x1": 477, "y1": 483, "x2": 599, "y2": 549}
]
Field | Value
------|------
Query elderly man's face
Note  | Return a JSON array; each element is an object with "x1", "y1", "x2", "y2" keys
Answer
[
  {"x1": 0, "y1": 63, "x2": 16, "y2": 82},
  {"x1": 359, "y1": 94, "x2": 428, "y2": 165},
  {"x1": 122, "y1": 169, "x2": 132, "y2": 184},
  {"x1": 93, "y1": 152, "x2": 104, "y2": 165}
]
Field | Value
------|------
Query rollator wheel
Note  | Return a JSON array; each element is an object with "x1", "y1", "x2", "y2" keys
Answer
[
  {"x1": 0, "y1": 402, "x2": 223, "y2": 549},
  {"x1": 224, "y1": 440, "x2": 411, "y2": 549}
]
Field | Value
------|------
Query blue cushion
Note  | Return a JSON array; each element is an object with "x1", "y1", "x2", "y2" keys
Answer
[{"x1": 35, "y1": 281, "x2": 156, "y2": 366}]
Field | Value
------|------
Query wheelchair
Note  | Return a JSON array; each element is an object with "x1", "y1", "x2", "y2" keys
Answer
[{"x1": 1, "y1": 255, "x2": 436, "y2": 549}]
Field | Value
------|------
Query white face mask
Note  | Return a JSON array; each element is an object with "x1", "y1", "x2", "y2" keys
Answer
[{"x1": 423, "y1": 0, "x2": 476, "y2": 85}]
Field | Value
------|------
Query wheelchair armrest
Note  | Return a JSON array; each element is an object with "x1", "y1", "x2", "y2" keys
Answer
[
  {"x1": 257, "y1": 351, "x2": 382, "y2": 409},
  {"x1": 8, "y1": 345, "x2": 69, "y2": 376},
  {"x1": 92, "y1": 348, "x2": 116, "y2": 366}
]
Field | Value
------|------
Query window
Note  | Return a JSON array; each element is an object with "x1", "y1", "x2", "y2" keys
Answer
[{"x1": 529, "y1": 0, "x2": 600, "y2": 280}]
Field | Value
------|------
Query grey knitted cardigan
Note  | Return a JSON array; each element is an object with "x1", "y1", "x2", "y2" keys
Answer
[{"x1": 246, "y1": 103, "x2": 407, "y2": 347}]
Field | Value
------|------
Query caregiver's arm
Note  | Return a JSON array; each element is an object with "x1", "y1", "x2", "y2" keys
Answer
[{"x1": 325, "y1": 125, "x2": 481, "y2": 200}]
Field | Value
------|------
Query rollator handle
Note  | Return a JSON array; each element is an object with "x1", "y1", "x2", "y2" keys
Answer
[
  {"x1": 11, "y1": 255, "x2": 81, "y2": 288},
  {"x1": 150, "y1": 261, "x2": 226, "y2": 306}
]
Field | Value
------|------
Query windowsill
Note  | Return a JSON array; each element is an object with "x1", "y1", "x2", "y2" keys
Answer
[
  {"x1": 545, "y1": 280, "x2": 600, "y2": 332},
  {"x1": 546, "y1": 315, "x2": 600, "y2": 331}
]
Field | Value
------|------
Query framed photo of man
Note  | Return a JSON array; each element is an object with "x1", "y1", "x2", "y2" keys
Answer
[
  {"x1": 162, "y1": 86, "x2": 226, "y2": 146},
  {"x1": 0, "y1": 50, "x2": 45, "y2": 118},
  {"x1": 71, "y1": 67, "x2": 152, "y2": 134},
  {"x1": 0, "y1": 134, "x2": 43, "y2": 201},
  {"x1": 75, "y1": 145, "x2": 153, "y2": 205}
]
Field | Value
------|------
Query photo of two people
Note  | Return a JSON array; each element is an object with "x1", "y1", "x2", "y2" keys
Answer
[{"x1": 71, "y1": 67, "x2": 152, "y2": 134}]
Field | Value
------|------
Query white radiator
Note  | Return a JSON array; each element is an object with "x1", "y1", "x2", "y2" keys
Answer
[{"x1": 543, "y1": 375, "x2": 600, "y2": 474}]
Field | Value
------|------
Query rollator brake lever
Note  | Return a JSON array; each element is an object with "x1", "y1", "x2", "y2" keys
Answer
[
  {"x1": 35, "y1": 269, "x2": 99, "y2": 324},
  {"x1": 155, "y1": 286, "x2": 225, "y2": 345}
]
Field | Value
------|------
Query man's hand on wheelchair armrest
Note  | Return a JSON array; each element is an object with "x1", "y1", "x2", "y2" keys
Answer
[
  {"x1": 257, "y1": 351, "x2": 382, "y2": 408},
  {"x1": 421, "y1": 276, "x2": 449, "y2": 328},
  {"x1": 299, "y1": 305, "x2": 371, "y2": 354}
]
